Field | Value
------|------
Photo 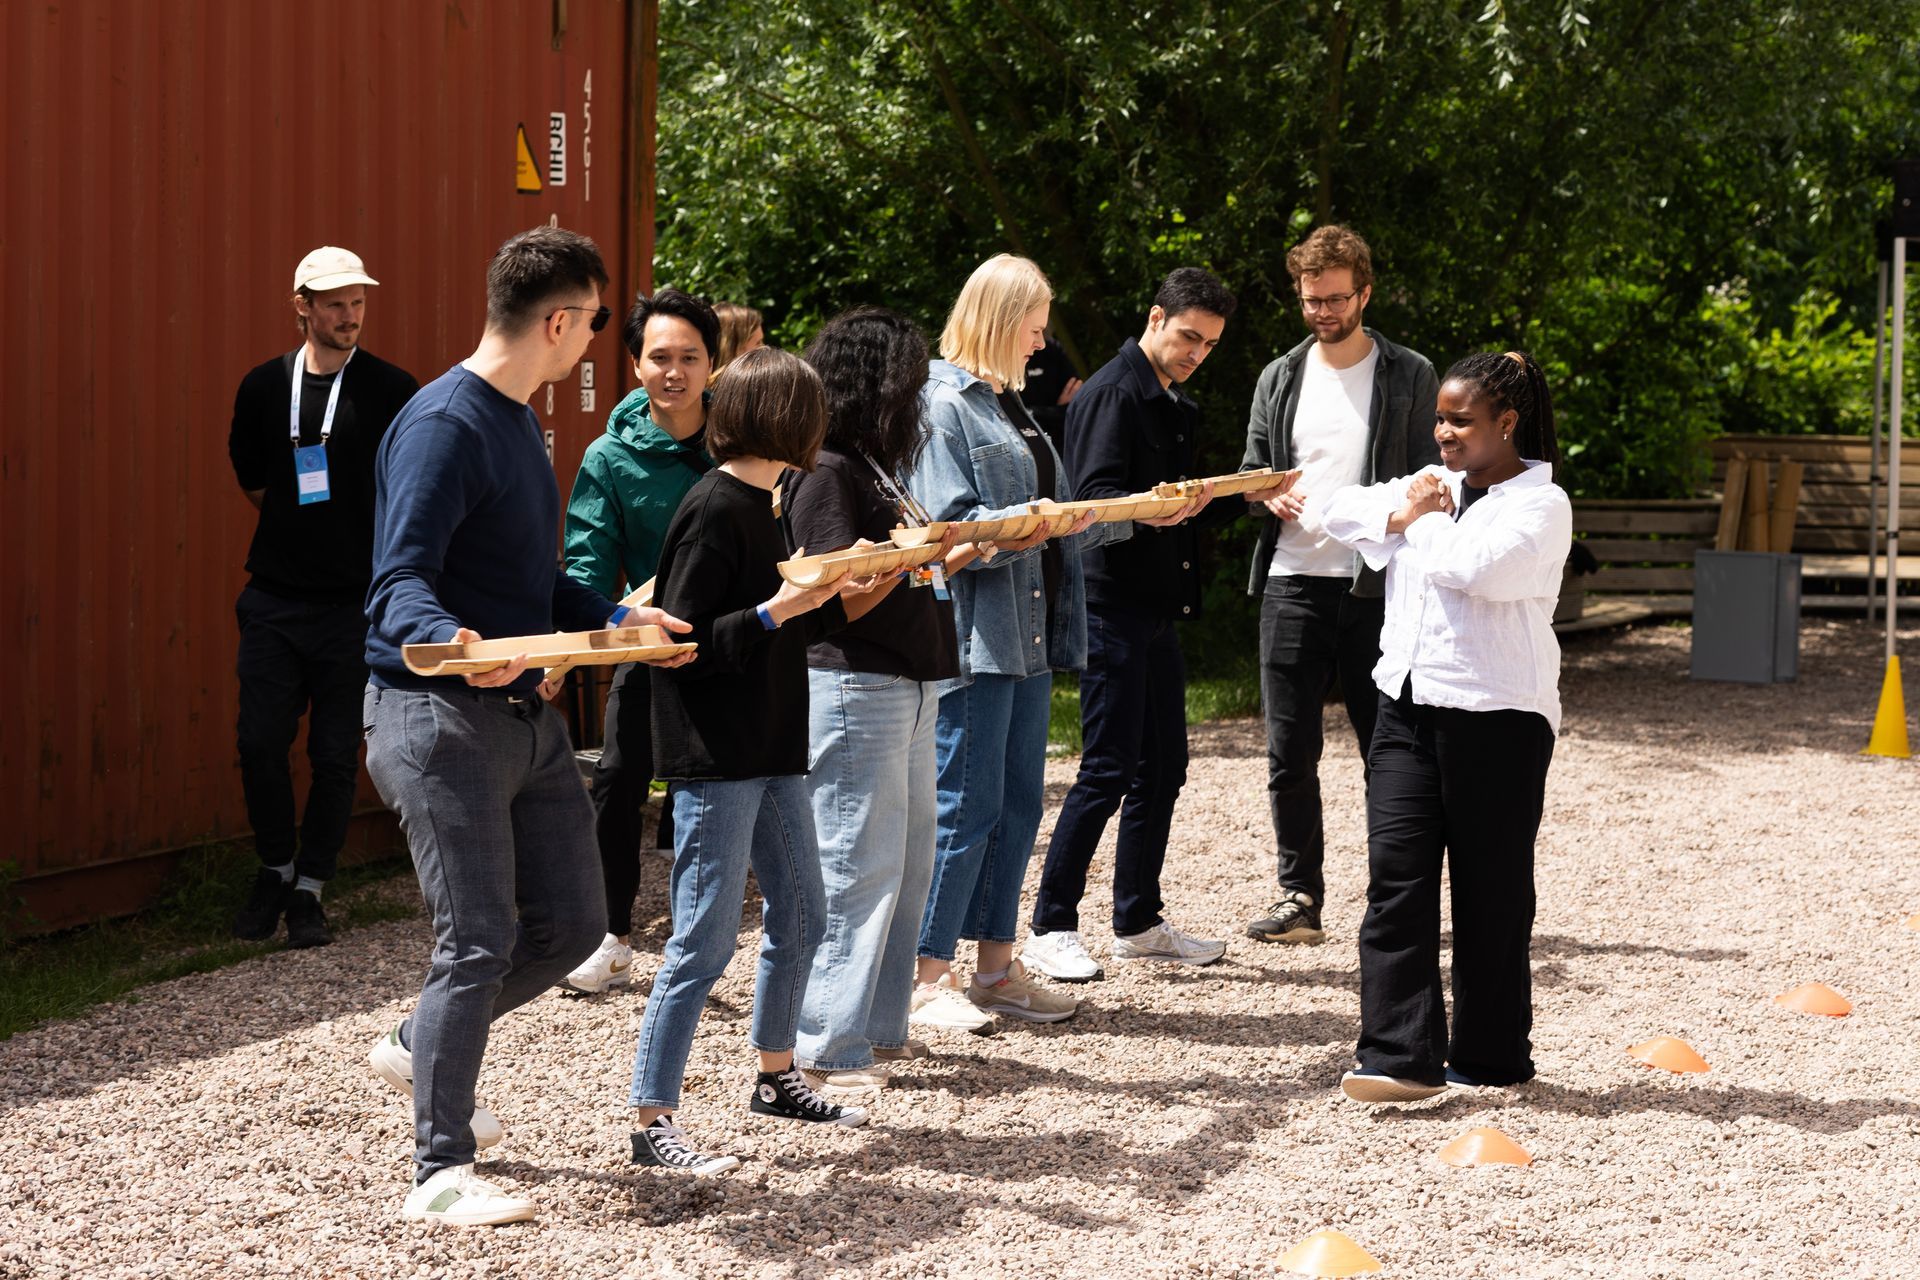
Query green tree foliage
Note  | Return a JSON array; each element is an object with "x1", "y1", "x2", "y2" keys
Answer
[{"x1": 656, "y1": 0, "x2": 1920, "y2": 660}]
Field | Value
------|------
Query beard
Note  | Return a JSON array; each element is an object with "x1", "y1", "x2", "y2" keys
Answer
[
  {"x1": 312, "y1": 327, "x2": 359, "y2": 352},
  {"x1": 1311, "y1": 310, "x2": 1363, "y2": 345}
]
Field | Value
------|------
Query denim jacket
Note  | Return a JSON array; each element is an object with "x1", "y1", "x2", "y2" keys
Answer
[{"x1": 909, "y1": 359, "x2": 1091, "y2": 689}]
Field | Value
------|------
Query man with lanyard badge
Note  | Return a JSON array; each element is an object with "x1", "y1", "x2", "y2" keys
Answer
[{"x1": 227, "y1": 247, "x2": 418, "y2": 948}]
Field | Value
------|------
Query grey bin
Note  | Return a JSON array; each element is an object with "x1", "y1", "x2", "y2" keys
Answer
[{"x1": 1689, "y1": 551, "x2": 1801, "y2": 684}]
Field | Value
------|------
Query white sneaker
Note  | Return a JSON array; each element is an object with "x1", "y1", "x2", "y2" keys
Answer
[
  {"x1": 1023, "y1": 930, "x2": 1105, "y2": 982},
  {"x1": 561, "y1": 933, "x2": 634, "y2": 994},
  {"x1": 873, "y1": 1039, "x2": 930, "y2": 1062},
  {"x1": 401, "y1": 1164, "x2": 535, "y2": 1226},
  {"x1": 908, "y1": 972, "x2": 997, "y2": 1035},
  {"x1": 800, "y1": 1063, "x2": 891, "y2": 1096},
  {"x1": 368, "y1": 1026, "x2": 506, "y2": 1148},
  {"x1": 1112, "y1": 919, "x2": 1227, "y2": 966}
]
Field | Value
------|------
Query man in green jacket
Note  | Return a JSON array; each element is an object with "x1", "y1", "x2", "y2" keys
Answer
[{"x1": 555, "y1": 288, "x2": 719, "y2": 993}]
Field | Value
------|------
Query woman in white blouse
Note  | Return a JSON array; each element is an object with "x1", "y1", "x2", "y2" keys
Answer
[{"x1": 1312, "y1": 349, "x2": 1572, "y2": 1104}]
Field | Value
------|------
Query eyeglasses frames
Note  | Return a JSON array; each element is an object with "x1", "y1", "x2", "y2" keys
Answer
[
  {"x1": 552, "y1": 305, "x2": 613, "y2": 333},
  {"x1": 1297, "y1": 292, "x2": 1359, "y2": 315}
]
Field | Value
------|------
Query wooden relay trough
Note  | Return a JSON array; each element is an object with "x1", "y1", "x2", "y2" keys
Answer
[{"x1": 402, "y1": 625, "x2": 695, "y2": 678}]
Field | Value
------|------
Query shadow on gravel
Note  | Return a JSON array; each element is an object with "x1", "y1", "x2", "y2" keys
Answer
[
  {"x1": 1383, "y1": 1078, "x2": 1920, "y2": 1136},
  {"x1": 489, "y1": 1051, "x2": 1355, "y2": 1266},
  {"x1": 1531, "y1": 933, "x2": 1749, "y2": 965}
]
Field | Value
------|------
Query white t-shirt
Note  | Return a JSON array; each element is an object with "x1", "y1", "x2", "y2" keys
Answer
[{"x1": 1269, "y1": 343, "x2": 1378, "y2": 578}]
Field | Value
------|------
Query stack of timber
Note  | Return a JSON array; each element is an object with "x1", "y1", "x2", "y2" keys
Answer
[{"x1": 1569, "y1": 434, "x2": 1918, "y2": 622}]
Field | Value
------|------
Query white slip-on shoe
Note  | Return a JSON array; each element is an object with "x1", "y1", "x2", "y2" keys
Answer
[
  {"x1": 908, "y1": 972, "x2": 997, "y2": 1035},
  {"x1": 401, "y1": 1164, "x2": 536, "y2": 1226},
  {"x1": 872, "y1": 1038, "x2": 930, "y2": 1061},
  {"x1": 800, "y1": 1063, "x2": 891, "y2": 1096},
  {"x1": 1023, "y1": 930, "x2": 1105, "y2": 982},
  {"x1": 561, "y1": 933, "x2": 634, "y2": 995},
  {"x1": 1112, "y1": 919, "x2": 1227, "y2": 966},
  {"x1": 1340, "y1": 1069, "x2": 1447, "y2": 1104},
  {"x1": 368, "y1": 1026, "x2": 506, "y2": 1148}
]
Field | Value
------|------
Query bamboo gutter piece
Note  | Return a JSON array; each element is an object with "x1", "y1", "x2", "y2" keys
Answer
[
  {"x1": 403, "y1": 622, "x2": 694, "y2": 677},
  {"x1": 542, "y1": 578, "x2": 656, "y2": 687},
  {"x1": 779, "y1": 541, "x2": 942, "y2": 588}
]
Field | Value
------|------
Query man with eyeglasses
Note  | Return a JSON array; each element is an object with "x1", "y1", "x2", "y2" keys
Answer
[
  {"x1": 359, "y1": 226, "x2": 692, "y2": 1226},
  {"x1": 227, "y1": 247, "x2": 419, "y2": 948},
  {"x1": 1240, "y1": 224, "x2": 1439, "y2": 949}
]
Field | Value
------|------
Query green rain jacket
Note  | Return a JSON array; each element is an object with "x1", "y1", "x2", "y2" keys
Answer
[{"x1": 563, "y1": 388, "x2": 712, "y2": 598}]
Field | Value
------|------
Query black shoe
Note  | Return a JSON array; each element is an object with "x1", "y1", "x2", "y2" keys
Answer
[
  {"x1": 283, "y1": 889, "x2": 333, "y2": 948},
  {"x1": 1246, "y1": 891, "x2": 1324, "y2": 944},
  {"x1": 232, "y1": 868, "x2": 289, "y2": 940},
  {"x1": 1445, "y1": 1066, "x2": 1535, "y2": 1089},
  {"x1": 630, "y1": 1117, "x2": 740, "y2": 1176},
  {"x1": 749, "y1": 1068, "x2": 868, "y2": 1127}
]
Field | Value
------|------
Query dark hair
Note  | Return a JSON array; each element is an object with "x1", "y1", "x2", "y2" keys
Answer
[
  {"x1": 801, "y1": 307, "x2": 931, "y2": 476},
  {"x1": 485, "y1": 226, "x2": 610, "y2": 335},
  {"x1": 1152, "y1": 267, "x2": 1237, "y2": 321},
  {"x1": 1442, "y1": 350, "x2": 1560, "y2": 465},
  {"x1": 705, "y1": 347, "x2": 828, "y2": 469},
  {"x1": 1285, "y1": 224, "x2": 1374, "y2": 291},
  {"x1": 621, "y1": 288, "x2": 720, "y2": 362}
]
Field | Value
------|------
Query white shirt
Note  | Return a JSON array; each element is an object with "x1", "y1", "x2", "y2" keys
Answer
[
  {"x1": 1269, "y1": 344, "x2": 1378, "y2": 578},
  {"x1": 1313, "y1": 461, "x2": 1572, "y2": 733}
]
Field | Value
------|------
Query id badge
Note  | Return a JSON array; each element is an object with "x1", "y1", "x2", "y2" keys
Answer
[
  {"x1": 294, "y1": 443, "x2": 331, "y2": 505},
  {"x1": 930, "y1": 563, "x2": 950, "y2": 601}
]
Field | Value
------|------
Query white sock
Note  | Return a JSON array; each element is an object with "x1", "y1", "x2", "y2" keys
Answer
[
  {"x1": 294, "y1": 875, "x2": 324, "y2": 899},
  {"x1": 974, "y1": 967, "x2": 1008, "y2": 987},
  {"x1": 268, "y1": 862, "x2": 295, "y2": 884}
]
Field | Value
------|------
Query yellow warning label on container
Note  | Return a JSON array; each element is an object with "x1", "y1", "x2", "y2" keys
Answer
[{"x1": 515, "y1": 123, "x2": 542, "y2": 194}]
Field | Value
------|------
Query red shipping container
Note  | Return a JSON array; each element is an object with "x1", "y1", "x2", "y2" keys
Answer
[{"x1": 0, "y1": 0, "x2": 660, "y2": 929}]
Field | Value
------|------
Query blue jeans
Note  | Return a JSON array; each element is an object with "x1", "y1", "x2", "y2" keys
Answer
[
  {"x1": 797, "y1": 670, "x2": 939, "y2": 1071},
  {"x1": 361, "y1": 686, "x2": 605, "y2": 1182},
  {"x1": 1032, "y1": 606, "x2": 1188, "y2": 936},
  {"x1": 628, "y1": 774, "x2": 826, "y2": 1110},
  {"x1": 917, "y1": 671, "x2": 1053, "y2": 962}
]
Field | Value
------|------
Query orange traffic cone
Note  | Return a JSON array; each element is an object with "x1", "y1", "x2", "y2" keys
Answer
[
  {"x1": 1437, "y1": 1126, "x2": 1532, "y2": 1168},
  {"x1": 1862, "y1": 656, "x2": 1910, "y2": 758},
  {"x1": 1773, "y1": 982, "x2": 1852, "y2": 1017},
  {"x1": 1279, "y1": 1229, "x2": 1383, "y2": 1277},
  {"x1": 1628, "y1": 1037, "x2": 1710, "y2": 1073}
]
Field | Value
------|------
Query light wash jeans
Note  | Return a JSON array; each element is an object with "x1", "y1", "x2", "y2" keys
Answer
[
  {"x1": 627, "y1": 774, "x2": 826, "y2": 1110},
  {"x1": 796, "y1": 669, "x2": 939, "y2": 1071},
  {"x1": 361, "y1": 685, "x2": 605, "y2": 1183},
  {"x1": 916, "y1": 670, "x2": 1053, "y2": 962}
]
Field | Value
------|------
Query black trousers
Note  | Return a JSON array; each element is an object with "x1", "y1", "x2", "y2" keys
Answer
[
  {"x1": 589, "y1": 661, "x2": 672, "y2": 937},
  {"x1": 233, "y1": 583, "x2": 368, "y2": 881},
  {"x1": 1258, "y1": 575, "x2": 1386, "y2": 904},
  {"x1": 1032, "y1": 606, "x2": 1188, "y2": 936},
  {"x1": 1356, "y1": 683, "x2": 1554, "y2": 1085}
]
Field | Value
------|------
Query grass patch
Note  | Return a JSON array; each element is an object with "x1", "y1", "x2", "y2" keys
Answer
[
  {"x1": 0, "y1": 842, "x2": 416, "y2": 1041},
  {"x1": 1048, "y1": 661, "x2": 1262, "y2": 755}
]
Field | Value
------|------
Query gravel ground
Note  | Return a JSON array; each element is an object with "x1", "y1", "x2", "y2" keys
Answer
[{"x1": 4, "y1": 618, "x2": 1919, "y2": 1280}]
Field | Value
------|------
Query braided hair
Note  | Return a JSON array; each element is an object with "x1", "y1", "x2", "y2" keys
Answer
[{"x1": 1441, "y1": 350, "x2": 1559, "y2": 465}]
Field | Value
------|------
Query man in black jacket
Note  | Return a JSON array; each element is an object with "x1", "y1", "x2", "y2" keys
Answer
[
  {"x1": 1026, "y1": 268, "x2": 1284, "y2": 982},
  {"x1": 226, "y1": 247, "x2": 418, "y2": 948},
  {"x1": 1239, "y1": 225, "x2": 1440, "y2": 947}
]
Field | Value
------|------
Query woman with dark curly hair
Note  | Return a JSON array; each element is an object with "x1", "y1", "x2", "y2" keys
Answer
[{"x1": 786, "y1": 307, "x2": 971, "y2": 1094}]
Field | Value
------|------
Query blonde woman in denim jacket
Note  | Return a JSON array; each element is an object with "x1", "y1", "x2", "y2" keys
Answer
[{"x1": 906, "y1": 254, "x2": 1103, "y2": 1032}]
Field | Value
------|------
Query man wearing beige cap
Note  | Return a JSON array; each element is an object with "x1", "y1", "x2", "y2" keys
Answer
[{"x1": 226, "y1": 246, "x2": 419, "y2": 948}]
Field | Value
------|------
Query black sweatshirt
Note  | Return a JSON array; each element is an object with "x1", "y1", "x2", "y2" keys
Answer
[
  {"x1": 228, "y1": 349, "x2": 418, "y2": 602},
  {"x1": 651, "y1": 469, "x2": 847, "y2": 780}
]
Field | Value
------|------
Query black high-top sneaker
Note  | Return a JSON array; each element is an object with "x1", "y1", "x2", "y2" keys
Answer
[
  {"x1": 232, "y1": 867, "x2": 289, "y2": 941},
  {"x1": 749, "y1": 1068, "x2": 869, "y2": 1126},
  {"x1": 283, "y1": 889, "x2": 333, "y2": 949},
  {"x1": 630, "y1": 1116, "x2": 740, "y2": 1176}
]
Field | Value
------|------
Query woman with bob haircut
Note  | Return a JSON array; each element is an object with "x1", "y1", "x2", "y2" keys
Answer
[
  {"x1": 626, "y1": 346, "x2": 882, "y2": 1176},
  {"x1": 786, "y1": 307, "x2": 971, "y2": 1093},
  {"x1": 906, "y1": 254, "x2": 1100, "y2": 1034}
]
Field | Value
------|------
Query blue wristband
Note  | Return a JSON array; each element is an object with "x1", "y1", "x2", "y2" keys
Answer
[
  {"x1": 609, "y1": 605, "x2": 633, "y2": 628},
  {"x1": 756, "y1": 603, "x2": 778, "y2": 631}
]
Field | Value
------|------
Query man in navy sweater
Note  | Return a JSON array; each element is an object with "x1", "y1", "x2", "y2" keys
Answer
[{"x1": 359, "y1": 227, "x2": 691, "y2": 1227}]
